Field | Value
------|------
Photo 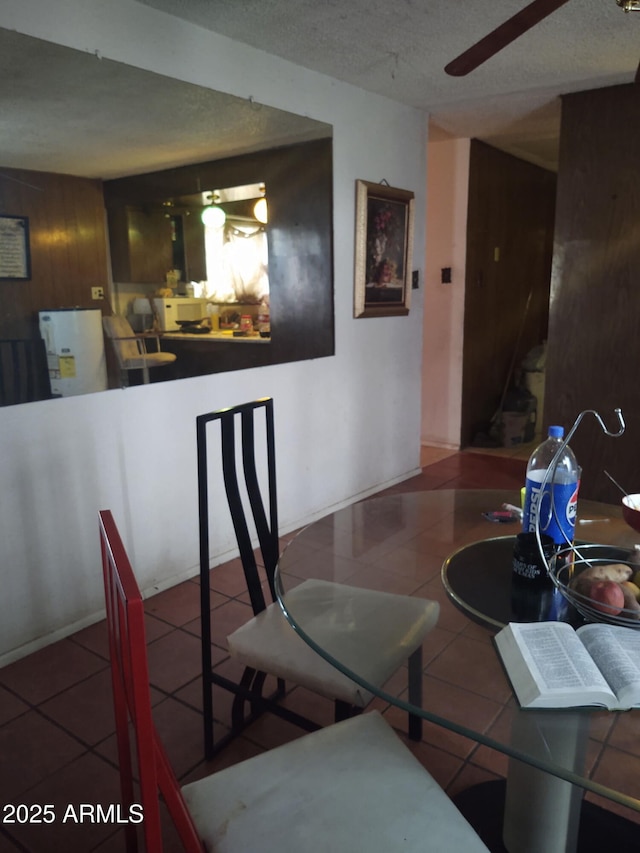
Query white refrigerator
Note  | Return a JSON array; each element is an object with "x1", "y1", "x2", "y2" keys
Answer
[{"x1": 39, "y1": 308, "x2": 108, "y2": 398}]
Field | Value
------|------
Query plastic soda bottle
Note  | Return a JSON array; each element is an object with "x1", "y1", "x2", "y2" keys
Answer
[{"x1": 522, "y1": 425, "x2": 580, "y2": 548}]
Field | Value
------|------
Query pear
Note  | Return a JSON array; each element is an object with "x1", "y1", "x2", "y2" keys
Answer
[
  {"x1": 619, "y1": 582, "x2": 640, "y2": 617},
  {"x1": 620, "y1": 580, "x2": 640, "y2": 602}
]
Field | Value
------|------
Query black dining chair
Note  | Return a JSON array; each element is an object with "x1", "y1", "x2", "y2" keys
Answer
[
  {"x1": 0, "y1": 338, "x2": 51, "y2": 406},
  {"x1": 197, "y1": 397, "x2": 440, "y2": 758}
]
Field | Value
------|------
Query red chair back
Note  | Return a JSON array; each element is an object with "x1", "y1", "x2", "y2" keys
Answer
[{"x1": 99, "y1": 509, "x2": 204, "y2": 852}]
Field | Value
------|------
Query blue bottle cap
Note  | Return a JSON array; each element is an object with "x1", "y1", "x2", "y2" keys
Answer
[{"x1": 548, "y1": 425, "x2": 564, "y2": 438}]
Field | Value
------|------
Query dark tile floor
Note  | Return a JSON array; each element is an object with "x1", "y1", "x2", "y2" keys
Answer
[{"x1": 1, "y1": 448, "x2": 638, "y2": 852}]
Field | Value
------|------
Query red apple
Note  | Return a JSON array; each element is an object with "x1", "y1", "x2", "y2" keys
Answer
[{"x1": 588, "y1": 581, "x2": 625, "y2": 616}]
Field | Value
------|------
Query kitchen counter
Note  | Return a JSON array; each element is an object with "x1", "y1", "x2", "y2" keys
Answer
[{"x1": 161, "y1": 330, "x2": 270, "y2": 343}]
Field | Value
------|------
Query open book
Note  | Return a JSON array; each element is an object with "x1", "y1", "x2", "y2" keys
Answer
[{"x1": 495, "y1": 621, "x2": 640, "y2": 710}]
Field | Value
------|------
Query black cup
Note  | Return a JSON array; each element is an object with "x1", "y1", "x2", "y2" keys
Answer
[
  {"x1": 512, "y1": 532, "x2": 556, "y2": 586},
  {"x1": 511, "y1": 532, "x2": 565, "y2": 621}
]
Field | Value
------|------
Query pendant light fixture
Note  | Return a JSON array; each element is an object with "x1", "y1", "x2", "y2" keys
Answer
[{"x1": 201, "y1": 191, "x2": 226, "y2": 228}]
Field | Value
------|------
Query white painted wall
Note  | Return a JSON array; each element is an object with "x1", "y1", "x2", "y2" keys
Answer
[
  {"x1": 0, "y1": 0, "x2": 427, "y2": 664},
  {"x1": 421, "y1": 137, "x2": 470, "y2": 449}
]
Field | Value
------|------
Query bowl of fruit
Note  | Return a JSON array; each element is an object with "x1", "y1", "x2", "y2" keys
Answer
[
  {"x1": 550, "y1": 544, "x2": 640, "y2": 627},
  {"x1": 622, "y1": 494, "x2": 640, "y2": 534}
]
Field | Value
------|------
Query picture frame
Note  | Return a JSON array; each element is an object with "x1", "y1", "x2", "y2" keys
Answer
[
  {"x1": 0, "y1": 215, "x2": 31, "y2": 281},
  {"x1": 353, "y1": 180, "x2": 414, "y2": 318}
]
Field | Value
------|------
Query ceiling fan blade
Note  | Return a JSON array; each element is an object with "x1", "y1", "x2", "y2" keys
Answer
[{"x1": 445, "y1": 0, "x2": 573, "y2": 76}]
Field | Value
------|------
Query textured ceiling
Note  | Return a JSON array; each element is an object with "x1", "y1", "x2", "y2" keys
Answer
[
  {"x1": 0, "y1": 29, "x2": 331, "y2": 180},
  {"x1": 138, "y1": 0, "x2": 639, "y2": 107},
  {"x1": 3, "y1": 1, "x2": 640, "y2": 179},
  {"x1": 137, "y1": 0, "x2": 640, "y2": 171}
]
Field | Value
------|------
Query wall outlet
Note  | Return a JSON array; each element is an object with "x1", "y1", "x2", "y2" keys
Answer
[{"x1": 91, "y1": 287, "x2": 104, "y2": 300}]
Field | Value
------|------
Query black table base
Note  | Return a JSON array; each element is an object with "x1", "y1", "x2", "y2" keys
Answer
[{"x1": 453, "y1": 781, "x2": 639, "y2": 853}]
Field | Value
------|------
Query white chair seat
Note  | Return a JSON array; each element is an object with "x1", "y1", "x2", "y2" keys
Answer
[
  {"x1": 121, "y1": 351, "x2": 176, "y2": 370},
  {"x1": 182, "y1": 711, "x2": 489, "y2": 853},
  {"x1": 228, "y1": 579, "x2": 439, "y2": 706}
]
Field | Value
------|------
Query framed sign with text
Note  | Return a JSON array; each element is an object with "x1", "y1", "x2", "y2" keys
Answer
[{"x1": 0, "y1": 215, "x2": 31, "y2": 280}]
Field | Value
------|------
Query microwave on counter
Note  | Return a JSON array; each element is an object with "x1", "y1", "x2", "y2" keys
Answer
[{"x1": 133, "y1": 297, "x2": 207, "y2": 331}]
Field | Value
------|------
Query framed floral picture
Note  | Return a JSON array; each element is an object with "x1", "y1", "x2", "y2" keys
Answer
[{"x1": 353, "y1": 180, "x2": 414, "y2": 318}]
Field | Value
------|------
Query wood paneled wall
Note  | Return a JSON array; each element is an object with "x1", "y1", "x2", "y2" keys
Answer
[
  {"x1": 544, "y1": 84, "x2": 640, "y2": 502},
  {"x1": 0, "y1": 168, "x2": 109, "y2": 340},
  {"x1": 461, "y1": 141, "x2": 556, "y2": 447}
]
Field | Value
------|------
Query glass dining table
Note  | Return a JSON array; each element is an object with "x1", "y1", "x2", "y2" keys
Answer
[{"x1": 275, "y1": 488, "x2": 640, "y2": 853}]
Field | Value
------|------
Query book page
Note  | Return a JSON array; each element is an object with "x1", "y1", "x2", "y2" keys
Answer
[
  {"x1": 495, "y1": 622, "x2": 617, "y2": 708},
  {"x1": 511, "y1": 622, "x2": 612, "y2": 694},
  {"x1": 577, "y1": 624, "x2": 640, "y2": 709}
]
